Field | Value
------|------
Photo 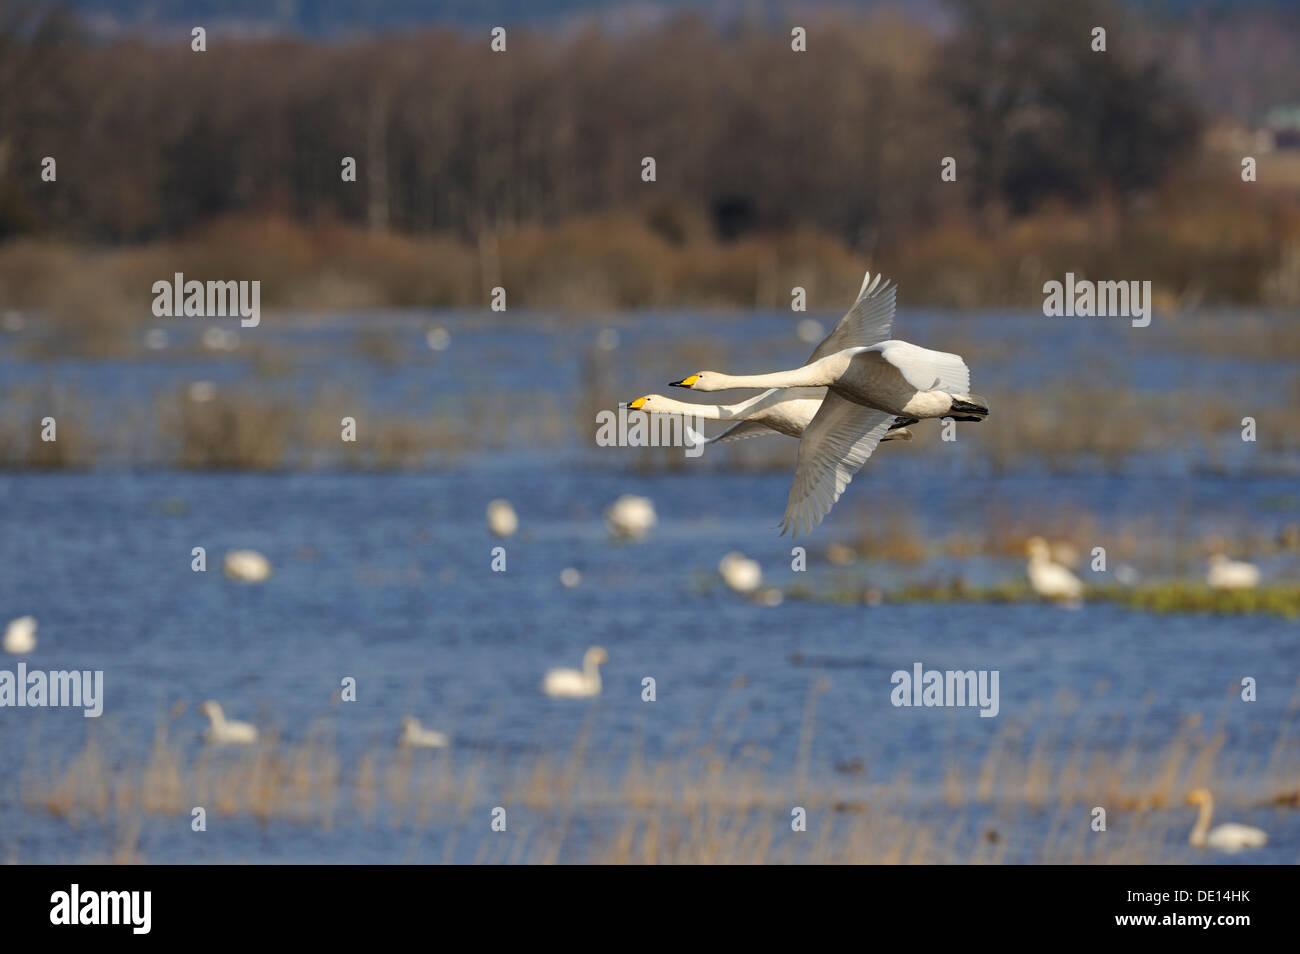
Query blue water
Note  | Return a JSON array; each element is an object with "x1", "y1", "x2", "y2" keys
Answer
[
  {"x1": 1, "y1": 463, "x2": 1298, "y2": 863},
  {"x1": 1, "y1": 309, "x2": 1298, "y2": 863}
]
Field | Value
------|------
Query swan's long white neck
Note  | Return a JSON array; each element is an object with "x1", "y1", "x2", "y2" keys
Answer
[
  {"x1": 644, "y1": 397, "x2": 738, "y2": 420},
  {"x1": 649, "y1": 389, "x2": 792, "y2": 420},
  {"x1": 1190, "y1": 796, "x2": 1214, "y2": 845},
  {"x1": 583, "y1": 656, "x2": 603, "y2": 685},
  {"x1": 702, "y1": 366, "x2": 825, "y2": 391}
]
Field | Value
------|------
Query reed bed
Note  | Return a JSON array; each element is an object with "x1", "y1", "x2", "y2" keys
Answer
[{"x1": 10, "y1": 695, "x2": 1299, "y2": 864}]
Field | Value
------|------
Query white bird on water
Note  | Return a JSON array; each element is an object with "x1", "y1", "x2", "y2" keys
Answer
[
  {"x1": 668, "y1": 272, "x2": 985, "y2": 535},
  {"x1": 486, "y1": 499, "x2": 518, "y2": 539},
  {"x1": 542, "y1": 646, "x2": 608, "y2": 699},
  {"x1": 399, "y1": 716, "x2": 449, "y2": 749},
  {"x1": 719, "y1": 552, "x2": 762, "y2": 594},
  {"x1": 1025, "y1": 537, "x2": 1084, "y2": 603},
  {"x1": 1186, "y1": 788, "x2": 1267, "y2": 853},
  {"x1": 1206, "y1": 553, "x2": 1260, "y2": 590},
  {"x1": 223, "y1": 549, "x2": 271, "y2": 582},
  {"x1": 3, "y1": 615, "x2": 37, "y2": 654},
  {"x1": 198, "y1": 701, "x2": 259, "y2": 745},
  {"x1": 604, "y1": 495, "x2": 656, "y2": 541}
]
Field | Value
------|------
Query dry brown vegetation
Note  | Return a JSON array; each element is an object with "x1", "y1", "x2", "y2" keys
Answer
[{"x1": 14, "y1": 689, "x2": 1300, "y2": 863}]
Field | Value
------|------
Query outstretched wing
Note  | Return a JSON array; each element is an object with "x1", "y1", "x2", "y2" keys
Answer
[
  {"x1": 864, "y1": 341, "x2": 970, "y2": 395},
  {"x1": 805, "y1": 271, "x2": 896, "y2": 365},
  {"x1": 779, "y1": 391, "x2": 895, "y2": 537},
  {"x1": 706, "y1": 420, "x2": 781, "y2": 445}
]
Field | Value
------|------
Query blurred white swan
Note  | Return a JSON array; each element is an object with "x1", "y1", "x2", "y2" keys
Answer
[
  {"x1": 486, "y1": 499, "x2": 518, "y2": 538},
  {"x1": 199, "y1": 700, "x2": 259, "y2": 745},
  {"x1": 3, "y1": 615, "x2": 37, "y2": 654},
  {"x1": 1026, "y1": 537, "x2": 1083, "y2": 603},
  {"x1": 1206, "y1": 553, "x2": 1259, "y2": 590},
  {"x1": 719, "y1": 552, "x2": 762, "y2": 594},
  {"x1": 668, "y1": 272, "x2": 984, "y2": 535},
  {"x1": 223, "y1": 549, "x2": 271, "y2": 582},
  {"x1": 399, "y1": 716, "x2": 449, "y2": 749},
  {"x1": 604, "y1": 495, "x2": 656, "y2": 541},
  {"x1": 542, "y1": 646, "x2": 608, "y2": 698},
  {"x1": 1187, "y1": 788, "x2": 1267, "y2": 852}
]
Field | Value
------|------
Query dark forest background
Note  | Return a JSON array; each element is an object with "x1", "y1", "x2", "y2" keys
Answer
[{"x1": 2, "y1": 0, "x2": 1299, "y2": 327}]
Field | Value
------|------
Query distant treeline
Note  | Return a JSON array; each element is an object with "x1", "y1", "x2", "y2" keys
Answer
[{"x1": 0, "y1": 0, "x2": 1212, "y2": 246}]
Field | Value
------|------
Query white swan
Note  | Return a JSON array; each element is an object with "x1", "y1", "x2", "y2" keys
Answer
[
  {"x1": 1206, "y1": 553, "x2": 1260, "y2": 590},
  {"x1": 486, "y1": 499, "x2": 518, "y2": 538},
  {"x1": 399, "y1": 716, "x2": 449, "y2": 749},
  {"x1": 1187, "y1": 788, "x2": 1267, "y2": 852},
  {"x1": 634, "y1": 269, "x2": 912, "y2": 449},
  {"x1": 719, "y1": 552, "x2": 762, "y2": 594},
  {"x1": 223, "y1": 549, "x2": 271, "y2": 582},
  {"x1": 2, "y1": 615, "x2": 37, "y2": 654},
  {"x1": 667, "y1": 273, "x2": 984, "y2": 535},
  {"x1": 604, "y1": 495, "x2": 656, "y2": 540},
  {"x1": 542, "y1": 646, "x2": 608, "y2": 698},
  {"x1": 1025, "y1": 537, "x2": 1084, "y2": 602},
  {"x1": 626, "y1": 392, "x2": 914, "y2": 446},
  {"x1": 198, "y1": 700, "x2": 259, "y2": 745}
]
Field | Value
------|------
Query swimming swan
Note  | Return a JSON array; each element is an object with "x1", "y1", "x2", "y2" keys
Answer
[
  {"x1": 542, "y1": 646, "x2": 608, "y2": 698},
  {"x1": 604, "y1": 495, "x2": 656, "y2": 540},
  {"x1": 1206, "y1": 553, "x2": 1260, "y2": 590},
  {"x1": 198, "y1": 700, "x2": 259, "y2": 745},
  {"x1": 2, "y1": 615, "x2": 37, "y2": 654},
  {"x1": 487, "y1": 499, "x2": 519, "y2": 538},
  {"x1": 668, "y1": 273, "x2": 983, "y2": 534},
  {"x1": 1186, "y1": 788, "x2": 1267, "y2": 852},
  {"x1": 399, "y1": 716, "x2": 450, "y2": 748},
  {"x1": 1025, "y1": 537, "x2": 1084, "y2": 602},
  {"x1": 223, "y1": 549, "x2": 271, "y2": 582},
  {"x1": 719, "y1": 551, "x2": 762, "y2": 594}
]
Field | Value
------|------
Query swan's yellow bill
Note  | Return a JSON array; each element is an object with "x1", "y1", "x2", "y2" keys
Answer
[{"x1": 628, "y1": 397, "x2": 648, "y2": 409}]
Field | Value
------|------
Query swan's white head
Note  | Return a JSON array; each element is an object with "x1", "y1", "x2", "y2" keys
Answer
[
  {"x1": 626, "y1": 395, "x2": 664, "y2": 411},
  {"x1": 669, "y1": 372, "x2": 724, "y2": 392},
  {"x1": 1187, "y1": 787, "x2": 1212, "y2": 807},
  {"x1": 198, "y1": 700, "x2": 223, "y2": 720},
  {"x1": 584, "y1": 646, "x2": 609, "y2": 667},
  {"x1": 1025, "y1": 536, "x2": 1052, "y2": 560}
]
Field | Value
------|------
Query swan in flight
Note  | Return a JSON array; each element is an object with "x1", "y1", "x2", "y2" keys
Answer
[
  {"x1": 631, "y1": 272, "x2": 914, "y2": 449},
  {"x1": 198, "y1": 700, "x2": 259, "y2": 745},
  {"x1": 399, "y1": 716, "x2": 450, "y2": 749},
  {"x1": 542, "y1": 646, "x2": 608, "y2": 698},
  {"x1": 604, "y1": 495, "x2": 656, "y2": 541},
  {"x1": 3, "y1": 615, "x2": 37, "y2": 654},
  {"x1": 1186, "y1": 789, "x2": 1267, "y2": 852},
  {"x1": 1206, "y1": 553, "x2": 1260, "y2": 590},
  {"x1": 667, "y1": 271, "x2": 985, "y2": 534},
  {"x1": 626, "y1": 392, "x2": 915, "y2": 446},
  {"x1": 1025, "y1": 537, "x2": 1084, "y2": 603}
]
